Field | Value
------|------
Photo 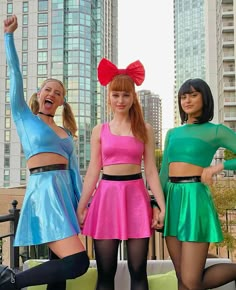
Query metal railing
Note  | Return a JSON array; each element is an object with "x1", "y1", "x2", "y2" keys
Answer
[
  {"x1": 0, "y1": 200, "x2": 20, "y2": 268},
  {"x1": 1, "y1": 200, "x2": 235, "y2": 268}
]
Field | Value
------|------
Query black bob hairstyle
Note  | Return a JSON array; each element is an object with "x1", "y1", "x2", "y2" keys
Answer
[{"x1": 178, "y1": 78, "x2": 214, "y2": 124}]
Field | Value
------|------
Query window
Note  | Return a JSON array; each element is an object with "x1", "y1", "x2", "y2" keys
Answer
[
  {"x1": 5, "y1": 131, "x2": 10, "y2": 142},
  {"x1": 37, "y1": 64, "x2": 47, "y2": 75},
  {"x1": 52, "y1": 0, "x2": 64, "y2": 10},
  {"x1": 20, "y1": 169, "x2": 27, "y2": 182},
  {"x1": 5, "y1": 117, "x2": 11, "y2": 129},
  {"x1": 23, "y1": 2, "x2": 28, "y2": 13},
  {"x1": 22, "y1": 65, "x2": 27, "y2": 76},
  {"x1": 22, "y1": 52, "x2": 28, "y2": 63},
  {"x1": 4, "y1": 170, "x2": 10, "y2": 181},
  {"x1": 4, "y1": 157, "x2": 10, "y2": 168},
  {"x1": 22, "y1": 27, "x2": 28, "y2": 38},
  {"x1": 38, "y1": 26, "x2": 48, "y2": 37},
  {"x1": 52, "y1": 50, "x2": 63, "y2": 62},
  {"x1": 38, "y1": 51, "x2": 48, "y2": 62},
  {"x1": 22, "y1": 39, "x2": 28, "y2": 51},
  {"x1": 5, "y1": 104, "x2": 11, "y2": 116},
  {"x1": 23, "y1": 14, "x2": 28, "y2": 25},
  {"x1": 38, "y1": 0, "x2": 48, "y2": 11},
  {"x1": 38, "y1": 13, "x2": 48, "y2": 24},
  {"x1": 38, "y1": 39, "x2": 48, "y2": 49},
  {"x1": 21, "y1": 157, "x2": 26, "y2": 168},
  {"x1": 7, "y1": 3, "x2": 13, "y2": 14},
  {"x1": 4, "y1": 144, "x2": 10, "y2": 154},
  {"x1": 52, "y1": 36, "x2": 64, "y2": 49}
]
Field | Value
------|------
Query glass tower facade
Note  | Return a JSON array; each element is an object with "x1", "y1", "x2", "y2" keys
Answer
[
  {"x1": 0, "y1": 0, "x2": 118, "y2": 186},
  {"x1": 174, "y1": 0, "x2": 206, "y2": 126}
]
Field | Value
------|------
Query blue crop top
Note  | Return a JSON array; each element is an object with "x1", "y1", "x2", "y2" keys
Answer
[
  {"x1": 5, "y1": 33, "x2": 82, "y2": 199},
  {"x1": 101, "y1": 123, "x2": 144, "y2": 166},
  {"x1": 160, "y1": 122, "x2": 236, "y2": 191}
]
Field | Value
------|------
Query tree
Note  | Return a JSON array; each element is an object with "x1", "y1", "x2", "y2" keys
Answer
[
  {"x1": 210, "y1": 181, "x2": 236, "y2": 252},
  {"x1": 224, "y1": 149, "x2": 236, "y2": 161}
]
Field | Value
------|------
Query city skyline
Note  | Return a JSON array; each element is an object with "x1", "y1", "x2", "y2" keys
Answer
[{"x1": 118, "y1": 0, "x2": 174, "y2": 133}]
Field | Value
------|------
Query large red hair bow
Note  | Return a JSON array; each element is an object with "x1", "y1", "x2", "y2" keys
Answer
[{"x1": 97, "y1": 58, "x2": 145, "y2": 86}]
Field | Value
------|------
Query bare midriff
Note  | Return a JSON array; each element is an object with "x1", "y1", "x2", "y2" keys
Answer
[
  {"x1": 27, "y1": 153, "x2": 68, "y2": 169},
  {"x1": 103, "y1": 164, "x2": 141, "y2": 176},
  {"x1": 169, "y1": 162, "x2": 203, "y2": 177}
]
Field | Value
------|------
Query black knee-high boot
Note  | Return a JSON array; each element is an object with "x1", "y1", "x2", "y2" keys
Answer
[
  {"x1": 46, "y1": 250, "x2": 66, "y2": 290},
  {"x1": 0, "y1": 251, "x2": 89, "y2": 290}
]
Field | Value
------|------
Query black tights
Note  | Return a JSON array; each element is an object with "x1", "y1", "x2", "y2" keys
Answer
[
  {"x1": 166, "y1": 237, "x2": 236, "y2": 290},
  {"x1": 94, "y1": 238, "x2": 149, "y2": 290}
]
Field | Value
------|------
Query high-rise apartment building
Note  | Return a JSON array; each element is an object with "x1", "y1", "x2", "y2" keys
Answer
[
  {"x1": 215, "y1": 0, "x2": 236, "y2": 132},
  {"x1": 0, "y1": 0, "x2": 118, "y2": 187},
  {"x1": 173, "y1": 0, "x2": 206, "y2": 126},
  {"x1": 138, "y1": 90, "x2": 162, "y2": 150},
  {"x1": 174, "y1": 0, "x2": 236, "y2": 130}
]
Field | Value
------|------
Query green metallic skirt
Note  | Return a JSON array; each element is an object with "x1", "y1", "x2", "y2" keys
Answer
[{"x1": 163, "y1": 181, "x2": 223, "y2": 242}]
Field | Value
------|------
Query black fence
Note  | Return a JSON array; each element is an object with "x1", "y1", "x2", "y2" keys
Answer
[
  {"x1": 1, "y1": 200, "x2": 236, "y2": 269},
  {"x1": 0, "y1": 200, "x2": 20, "y2": 268}
]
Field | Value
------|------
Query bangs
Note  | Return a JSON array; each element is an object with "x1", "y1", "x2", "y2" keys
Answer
[
  {"x1": 178, "y1": 79, "x2": 202, "y2": 96},
  {"x1": 108, "y1": 75, "x2": 135, "y2": 93}
]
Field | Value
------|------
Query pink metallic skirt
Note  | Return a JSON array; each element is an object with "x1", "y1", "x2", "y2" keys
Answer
[{"x1": 82, "y1": 174, "x2": 152, "y2": 240}]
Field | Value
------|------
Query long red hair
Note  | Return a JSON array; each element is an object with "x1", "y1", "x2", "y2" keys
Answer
[{"x1": 108, "y1": 74, "x2": 148, "y2": 143}]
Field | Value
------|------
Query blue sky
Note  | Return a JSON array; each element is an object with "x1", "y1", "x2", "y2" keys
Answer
[{"x1": 118, "y1": 0, "x2": 174, "y2": 132}]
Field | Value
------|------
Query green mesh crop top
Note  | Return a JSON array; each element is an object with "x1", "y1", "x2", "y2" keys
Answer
[{"x1": 159, "y1": 122, "x2": 236, "y2": 190}]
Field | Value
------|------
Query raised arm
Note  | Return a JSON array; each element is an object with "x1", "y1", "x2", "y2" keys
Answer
[{"x1": 4, "y1": 15, "x2": 29, "y2": 121}]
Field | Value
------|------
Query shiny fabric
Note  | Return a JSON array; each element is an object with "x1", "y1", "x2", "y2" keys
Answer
[
  {"x1": 97, "y1": 58, "x2": 145, "y2": 86},
  {"x1": 160, "y1": 122, "x2": 236, "y2": 191},
  {"x1": 4, "y1": 32, "x2": 82, "y2": 202},
  {"x1": 14, "y1": 170, "x2": 80, "y2": 246},
  {"x1": 163, "y1": 181, "x2": 223, "y2": 242},
  {"x1": 82, "y1": 178, "x2": 152, "y2": 240},
  {"x1": 101, "y1": 123, "x2": 144, "y2": 166}
]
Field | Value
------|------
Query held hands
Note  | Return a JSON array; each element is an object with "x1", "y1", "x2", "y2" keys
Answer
[
  {"x1": 4, "y1": 15, "x2": 18, "y2": 33},
  {"x1": 77, "y1": 207, "x2": 88, "y2": 229},
  {"x1": 151, "y1": 207, "x2": 165, "y2": 231}
]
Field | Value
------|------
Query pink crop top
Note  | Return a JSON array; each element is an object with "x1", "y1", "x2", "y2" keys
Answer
[{"x1": 101, "y1": 123, "x2": 144, "y2": 166}]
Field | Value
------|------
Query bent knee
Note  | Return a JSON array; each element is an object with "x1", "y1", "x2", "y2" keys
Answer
[
  {"x1": 182, "y1": 276, "x2": 202, "y2": 290},
  {"x1": 63, "y1": 251, "x2": 90, "y2": 279}
]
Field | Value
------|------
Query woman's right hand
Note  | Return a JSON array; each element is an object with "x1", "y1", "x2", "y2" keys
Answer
[{"x1": 4, "y1": 15, "x2": 18, "y2": 33}]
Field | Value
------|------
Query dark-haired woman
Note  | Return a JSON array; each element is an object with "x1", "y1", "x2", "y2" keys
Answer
[{"x1": 160, "y1": 78, "x2": 236, "y2": 290}]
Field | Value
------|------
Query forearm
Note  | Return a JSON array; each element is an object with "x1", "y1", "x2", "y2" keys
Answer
[
  {"x1": 4, "y1": 33, "x2": 27, "y2": 117},
  {"x1": 146, "y1": 171, "x2": 166, "y2": 212},
  {"x1": 78, "y1": 167, "x2": 101, "y2": 210}
]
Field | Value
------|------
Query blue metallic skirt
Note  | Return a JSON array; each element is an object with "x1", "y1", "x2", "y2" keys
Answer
[{"x1": 14, "y1": 170, "x2": 80, "y2": 246}]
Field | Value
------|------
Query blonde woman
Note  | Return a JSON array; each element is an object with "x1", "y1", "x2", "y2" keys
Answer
[{"x1": 0, "y1": 15, "x2": 89, "y2": 290}]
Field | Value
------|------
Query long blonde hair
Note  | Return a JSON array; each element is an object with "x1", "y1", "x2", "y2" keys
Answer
[
  {"x1": 108, "y1": 74, "x2": 148, "y2": 143},
  {"x1": 29, "y1": 78, "x2": 77, "y2": 137}
]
